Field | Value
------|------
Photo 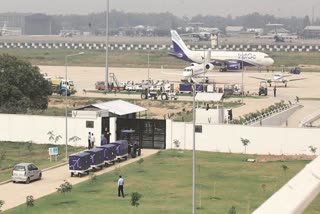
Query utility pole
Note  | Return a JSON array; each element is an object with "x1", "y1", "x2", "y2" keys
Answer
[{"x1": 105, "y1": 0, "x2": 109, "y2": 93}]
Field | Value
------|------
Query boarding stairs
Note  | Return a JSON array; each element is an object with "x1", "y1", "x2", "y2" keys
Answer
[{"x1": 109, "y1": 73, "x2": 120, "y2": 88}]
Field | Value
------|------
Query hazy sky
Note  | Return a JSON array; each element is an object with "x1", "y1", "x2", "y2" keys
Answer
[{"x1": 1, "y1": 0, "x2": 320, "y2": 18}]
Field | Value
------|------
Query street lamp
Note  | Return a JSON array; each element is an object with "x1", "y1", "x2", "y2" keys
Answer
[
  {"x1": 105, "y1": 0, "x2": 110, "y2": 93},
  {"x1": 192, "y1": 81, "x2": 196, "y2": 214},
  {"x1": 64, "y1": 52, "x2": 84, "y2": 161}
]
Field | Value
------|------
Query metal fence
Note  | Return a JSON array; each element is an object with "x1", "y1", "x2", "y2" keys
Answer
[
  {"x1": 1, "y1": 42, "x2": 320, "y2": 52},
  {"x1": 116, "y1": 118, "x2": 166, "y2": 149}
]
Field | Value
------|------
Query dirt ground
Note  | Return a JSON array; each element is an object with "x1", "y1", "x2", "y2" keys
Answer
[
  {"x1": 256, "y1": 154, "x2": 316, "y2": 162},
  {"x1": 41, "y1": 65, "x2": 320, "y2": 126}
]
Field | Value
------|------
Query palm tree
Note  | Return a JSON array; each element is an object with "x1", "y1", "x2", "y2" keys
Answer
[
  {"x1": 240, "y1": 138, "x2": 250, "y2": 154},
  {"x1": 308, "y1": 146, "x2": 317, "y2": 155}
]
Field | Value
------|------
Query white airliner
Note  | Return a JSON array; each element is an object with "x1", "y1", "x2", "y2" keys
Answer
[
  {"x1": 249, "y1": 73, "x2": 306, "y2": 87},
  {"x1": 169, "y1": 30, "x2": 274, "y2": 71},
  {"x1": 0, "y1": 23, "x2": 17, "y2": 36}
]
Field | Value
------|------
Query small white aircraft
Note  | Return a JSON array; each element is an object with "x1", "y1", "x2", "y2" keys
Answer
[
  {"x1": 249, "y1": 73, "x2": 306, "y2": 87},
  {"x1": 162, "y1": 62, "x2": 239, "y2": 84}
]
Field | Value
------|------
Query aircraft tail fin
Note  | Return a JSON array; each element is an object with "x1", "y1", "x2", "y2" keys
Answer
[{"x1": 170, "y1": 30, "x2": 192, "y2": 61}]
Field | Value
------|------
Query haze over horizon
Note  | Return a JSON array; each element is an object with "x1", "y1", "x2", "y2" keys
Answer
[{"x1": 1, "y1": 0, "x2": 320, "y2": 18}]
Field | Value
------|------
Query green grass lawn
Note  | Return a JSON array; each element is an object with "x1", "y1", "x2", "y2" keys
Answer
[
  {"x1": 0, "y1": 141, "x2": 84, "y2": 182},
  {"x1": 4, "y1": 150, "x2": 320, "y2": 213},
  {"x1": 1, "y1": 49, "x2": 320, "y2": 71}
]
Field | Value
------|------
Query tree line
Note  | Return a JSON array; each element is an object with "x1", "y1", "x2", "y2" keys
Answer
[{"x1": 50, "y1": 11, "x2": 319, "y2": 35}]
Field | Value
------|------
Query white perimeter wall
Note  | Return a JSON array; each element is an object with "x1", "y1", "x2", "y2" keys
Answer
[
  {"x1": 166, "y1": 120, "x2": 320, "y2": 155},
  {"x1": 0, "y1": 114, "x2": 102, "y2": 148}
]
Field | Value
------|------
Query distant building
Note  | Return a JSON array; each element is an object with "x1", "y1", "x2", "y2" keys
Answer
[
  {"x1": 225, "y1": 26, "x2": 245, "y2": 36},
  {"x1": 246, "y1": 28, "x2": 264, "y2": 35},
  {"x1": 303, "y1": 26, "x2": 320, "y2": 38},
  {"x1": 24, "y1": 14, "x2": 52, "y2": 35}
]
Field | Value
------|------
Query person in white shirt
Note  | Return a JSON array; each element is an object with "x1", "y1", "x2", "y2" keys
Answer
[
  {"x1": 118, "y1": 175, "x2": 124, "y2": 197},
  {"x1": 91, "y1": 133, "x2": 95, "y2": 148}
]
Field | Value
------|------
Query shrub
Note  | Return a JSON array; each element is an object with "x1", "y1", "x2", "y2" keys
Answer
[
  {"x1": 130, "y1": 192, "x2": 143, "y2": 207},
  {"x1": 56, "y1": 180, "x2": 72, "y2": 196},
  {"x1": 0, "y1": 200, "x2": 4, "y2": 212},
  {"x1": 26, "y1": 195, "x2": 34, "y2": 207}
]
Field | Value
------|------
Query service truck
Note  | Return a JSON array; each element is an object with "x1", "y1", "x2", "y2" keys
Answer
[{"x1": 50, "y1": 78, "x2": 76, "y2": 96}]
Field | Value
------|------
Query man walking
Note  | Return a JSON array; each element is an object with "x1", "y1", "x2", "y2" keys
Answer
[
  {"x1": 273, "y1": 86, "x2": 277, "y2": 97},
  {"x1": 118, "y1": 175, "x2": 125, "y2": 198},
  {"x1": 88, "y1": 132, "x2": 91, "y2": 149}
]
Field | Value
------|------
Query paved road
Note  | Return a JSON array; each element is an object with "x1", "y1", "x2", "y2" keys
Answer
[{"x1": 0, "y1": 149, "x2": 158, "y2": 211}]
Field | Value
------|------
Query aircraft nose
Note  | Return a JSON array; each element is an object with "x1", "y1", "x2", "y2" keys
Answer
[
  {"x1": 183, "y1": 71, "x2": 192, "y2": 77},
  {"x1": 269, "y1": 58, "x2": 274, "y2": 65}
]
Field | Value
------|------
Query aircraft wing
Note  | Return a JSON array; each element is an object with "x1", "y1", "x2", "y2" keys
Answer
[
  {"x1": 248, "y1": 76, "x2": 268, "y2": 81},
  {"x1": 287, "y1": 78, "x2": 307, "y2": 82},
  {"x1": 205, "y1": 73, "x2": 241, "y2": 77},
  {"x1": 160, "y1": 70, "x2": 182, "y2": 76}
]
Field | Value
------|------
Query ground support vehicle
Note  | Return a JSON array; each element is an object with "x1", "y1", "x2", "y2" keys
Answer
[
  {"x1": 97, "y1": 144, "x2": 117, "y2": 165},
  {"x1": 95, "y1": 81, "x2": 105, "y2": 90},
  {"x1": 259, "y1": 81, "x2": 268, "y2": 96},
  {"x1": 223, "y1": 84, "x2": 242, "y2": 97},
  {"x1": 121, "y1": 130, "x2": 141, "y2": 158},
  {"x1": 85, "y1": 148, "x2": 105, "y2": 170},
  {"x1": 179, "y1": 83, "x2": 205, "y2": 94},
  {"x1": 51, "y1": 78, "x2": 76, "y2": 96},
  {"x1": 141, "y1": 89, "x2": 177, "y2": 100},
  {"x1": 111, "y1": 140, "x2": 129, "y2": 161},
  {"x1": 12, "y1": 163, "x2": 42, "y2": 184},
  {"x1": 69, "y1": 152, "x2": 91, "y2": 177},
  {"x1": 290, "y1": 67, "x2": 301, "y2": 74}
]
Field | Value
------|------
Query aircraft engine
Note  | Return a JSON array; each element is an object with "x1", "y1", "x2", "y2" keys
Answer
[{"x1": 205, "y1": 63, "x2": 214, "y2": 70}]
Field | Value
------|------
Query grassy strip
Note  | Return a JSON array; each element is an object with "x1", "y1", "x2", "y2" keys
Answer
[
  {"x1": 5, "y1": 150, "x2": 320, "y2": 213},
  {"x1": 1, "y1": 49, "x2": 320, "y2": 70},
  {"x1": 0, "y1": 141, "x2": 84, "y2": 182}
]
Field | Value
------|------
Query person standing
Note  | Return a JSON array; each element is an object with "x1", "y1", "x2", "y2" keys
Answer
[
  {"x1": 88, "y1": 132, "x2": 91, "y2": 149},
  {"x1": 273, "y1": 86, "x2": 277, "y2": 97},
  {"x1": 91, "y1": 133, "x2": 95, "y2": 148},
  {"x1": 118, "y1": 175, "x2": 125, "y2": 198}
]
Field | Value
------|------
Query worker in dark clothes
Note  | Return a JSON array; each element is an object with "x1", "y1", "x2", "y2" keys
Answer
[{"x1": 273, "y1": 86, "x2": 277, "y2": 97}]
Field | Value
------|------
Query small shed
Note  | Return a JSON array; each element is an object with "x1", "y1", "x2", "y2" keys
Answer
[
  {"x1": 72, "y1": 100, "x2": 146, "y2": 146},
  {"x1": 72, "y1": 99, "x2": 146, "y2": 119},
  {"x1": 194, "y1": 93, "x2": 228, "y2": 124}
]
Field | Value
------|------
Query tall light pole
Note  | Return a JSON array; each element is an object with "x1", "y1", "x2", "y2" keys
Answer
[
  {"x1": 192, "y1": 82, "x2": 196, "y2": 214},
  {"x1": 241, "y1": 49, "x2": 244, "y2": 104},
  {"x1": 105, "y1": 0, "x2": 110, "y2": 93},
  {"x1": 65, "y1": 52, "x2": 84, "y2": 161}
]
